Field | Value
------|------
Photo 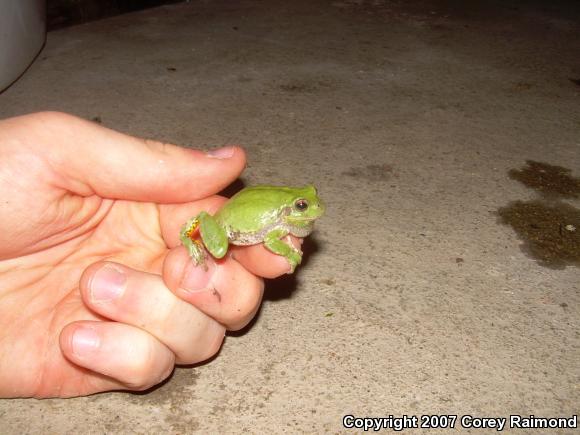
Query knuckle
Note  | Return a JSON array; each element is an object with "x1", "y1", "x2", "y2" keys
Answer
[
  {"x1": 176, "y1": 322, "x2": 225, "y2": 365},
  {"x1": 123, "y1": 340, "x2": 173, "y2": 390},
  {"x1": 227, "y1": 315, "x2": 254, "y2": 332},
  {"x1": 228, "y1": 278, "x2": 264, "y2": 325},
  {"x1": 33, "y1": 110, "x2": 77, "y2": 126},
  {"x1": 200, "y1": 330, "x2": 225, "y2": 361},
  {"x1": 227, "y1": 309, "x2": 254, "y2": 331},
  {"x1": 142, "y1": 138, "x2": 171, "y2": 155},
  {"x1": 123, "y1": 368, "x2": 156, "y2": 391},
  {"x1": 209, "y1": 266, "x2": 265, "y2": 329}
]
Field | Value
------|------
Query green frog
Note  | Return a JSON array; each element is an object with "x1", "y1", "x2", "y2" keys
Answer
[{"x1": 180, "y1": 185, "x2": 324, "y2": 273}]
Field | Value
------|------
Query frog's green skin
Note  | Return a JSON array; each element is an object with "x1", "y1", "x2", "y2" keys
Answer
[{"x1": 180, "y1": 185, "x2": 324, "y2": 273}]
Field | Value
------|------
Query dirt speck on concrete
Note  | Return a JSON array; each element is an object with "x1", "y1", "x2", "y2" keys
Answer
[{"x1": 513, "y1": 82, "x2": 533, "y2": 91}]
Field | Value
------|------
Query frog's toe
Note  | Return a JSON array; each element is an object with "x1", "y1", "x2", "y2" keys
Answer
[{"x1": 189, "y1": 243, "x2": 206, "y2": 262}]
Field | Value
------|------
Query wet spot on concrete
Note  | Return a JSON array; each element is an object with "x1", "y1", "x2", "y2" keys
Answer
[
  {"x1": 500, "y1": 161, "x2": 580, "y2": 268},
  {"x1": 497, "y1": 200, "x2": 580, "y2": 268},
  {"x1": 508, "y1": 160, "x2": 580, "y2": 199},
  {"x1": 280, "y1": 83, "x2": 310, "y2": 92},
  {"x1": 129, "y1": 368, "x2": 199, "y2": 406},
  {"x1": 279, "y1": 80, "x2": 333, "y2": 93},
  {"x1": 127, "y1": 368, "x2": 202, "y2": 431},
  {"x1": 343, "y1": 163, "x2": 394, "y2": 182}
]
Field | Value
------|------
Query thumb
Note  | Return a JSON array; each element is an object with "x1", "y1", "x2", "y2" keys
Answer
[{"x1": 24, "y1": 112, "x2": 246, "y2": 202}]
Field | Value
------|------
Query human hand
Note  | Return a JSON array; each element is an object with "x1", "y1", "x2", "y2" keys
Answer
[{"x1": 0, "y1": 112, "x2": 295, "y2": 398}]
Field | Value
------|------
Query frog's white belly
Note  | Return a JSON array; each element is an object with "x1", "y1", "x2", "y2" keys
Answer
[{"x1": 227, "y1": 221, "x2": 314, "y2": 246}]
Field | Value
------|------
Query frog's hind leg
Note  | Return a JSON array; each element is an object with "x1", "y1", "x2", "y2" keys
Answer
[
  {"x1": 179, "y1": 215, "x2": 206, "y2": 265},
  {"x1": 198, "y1": 211, "x2": 229, "y2": 259}
]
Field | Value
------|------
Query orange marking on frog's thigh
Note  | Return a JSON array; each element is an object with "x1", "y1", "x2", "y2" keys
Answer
[{"x1": 186, "y1": 219, "x2": 200, "y2": 240}]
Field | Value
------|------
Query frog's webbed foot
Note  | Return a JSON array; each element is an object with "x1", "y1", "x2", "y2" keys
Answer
[
  {"x1": 264, "y1": 229, "x2": 303, "y2": 274},
  {"x1": 179, "y1": 216, "x2": 207, "y2": 267}
]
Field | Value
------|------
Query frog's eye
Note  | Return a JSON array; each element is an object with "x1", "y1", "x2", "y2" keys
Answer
[{"x1": 294, "y1": 199, "x2": 309, "y2": 211}]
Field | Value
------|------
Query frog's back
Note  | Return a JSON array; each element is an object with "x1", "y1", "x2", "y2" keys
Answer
[{"x1": 215, "y1": 185, "x2": 305, "y2": 233}]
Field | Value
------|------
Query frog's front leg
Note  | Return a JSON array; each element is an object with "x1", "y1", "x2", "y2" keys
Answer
[{"x1": 264, "y1": 228, "x2": 302, "y2": 273}]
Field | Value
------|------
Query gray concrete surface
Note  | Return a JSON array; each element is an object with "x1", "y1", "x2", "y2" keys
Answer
[{"x1": 1, "y1": 0, "x2": 579, "y2": 433}]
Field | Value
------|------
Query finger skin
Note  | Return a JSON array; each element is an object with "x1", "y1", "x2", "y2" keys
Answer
[
  {"x1": 163, "y1": 247, "x2": 265, "y2": 331},
  {"x1": 79, "y1": 261, "x2": 226, "y2": 364},
  {"x1": 59, "y1": 321, "x2": 175, "y2": 391}
]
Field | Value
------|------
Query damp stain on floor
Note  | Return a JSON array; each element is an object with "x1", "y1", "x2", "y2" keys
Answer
[
  {"x1": 508, "y1": 160, "x2": 580, "y2": 199},
  {"x1": 499, "y1": 160, "x2": 580, "y2": 268},
  {"x1": 342, "y1": 163, "x2": 394, "y2": 182},
  {"x1": 498, "y1": 200, "x2": 580, "y2": 268}
]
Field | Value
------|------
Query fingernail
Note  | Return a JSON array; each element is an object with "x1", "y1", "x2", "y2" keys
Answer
[
  {"x1": 90, "y1": 264, "x2": 127, "y2": 302},
  {"x1": 180, "y1": 259, "x2": 216, "y2": 292},
  {"x1": 206, "y1": 146, "x2": 235, "y2": 159},
  {"x1": 72, "y1": 327, "x2": 100, "y2": 357}
]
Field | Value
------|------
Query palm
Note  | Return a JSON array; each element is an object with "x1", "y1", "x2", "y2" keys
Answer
[{"x1": 0, "y1": 197, "x2": 168, "y2": 397}]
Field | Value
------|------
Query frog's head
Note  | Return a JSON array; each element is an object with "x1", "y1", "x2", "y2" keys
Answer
[{"x1": 284, "y1": 185, "x2": 325, "y2": 228}]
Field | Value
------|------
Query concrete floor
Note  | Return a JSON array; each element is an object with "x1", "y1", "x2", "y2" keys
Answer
[{"x1": 1, "y1": 0, "x2": 579, "y2": 432}]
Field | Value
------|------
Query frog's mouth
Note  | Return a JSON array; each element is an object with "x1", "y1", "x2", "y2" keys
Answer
[
  {"x1": 288, "y1": 216, "x2": 316, "y2": 222},
  {"x1": 285, "y1": 216, "x2": 317, "y2": 227}
]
